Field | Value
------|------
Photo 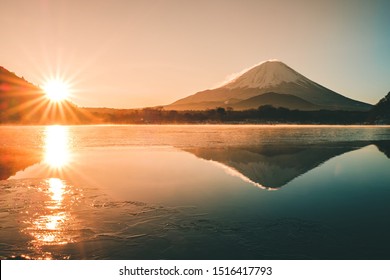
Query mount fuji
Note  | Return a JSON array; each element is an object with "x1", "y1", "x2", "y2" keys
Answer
[{"x1": 165, "y1": 60, "x2": 372, "y2": 111}]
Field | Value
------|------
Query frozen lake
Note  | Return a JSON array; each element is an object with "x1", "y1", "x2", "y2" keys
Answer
[{"x1": 1, "y1": 125, "x2": 390, "y2": 259}]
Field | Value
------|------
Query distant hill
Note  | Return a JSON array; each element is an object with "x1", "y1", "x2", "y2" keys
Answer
[
  {"x1": 165, "y1": 60, "x2": 372, "y2": 111},
  {"x1": 233, "y1": 92, "x2": 320, "y2": 111},
  {"x1": 0, "y1": 66, "x2": 90, "y2": 124},
  {"x1": 368, "y1": 92, "x2": 390, "y2": 124}
]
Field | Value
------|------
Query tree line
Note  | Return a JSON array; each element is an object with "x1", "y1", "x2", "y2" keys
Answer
[{"x1": 86, "y1": 105, "x2": 374, "y2": 124}]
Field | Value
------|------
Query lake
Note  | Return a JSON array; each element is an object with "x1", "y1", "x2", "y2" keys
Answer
[{"x1": 1, "y1": 125, "x2": 390, "y2": 260}]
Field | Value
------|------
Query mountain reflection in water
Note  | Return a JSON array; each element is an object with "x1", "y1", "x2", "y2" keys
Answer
[{"x1": 181, "y1": 141, "x2": 390, "y2": 189}]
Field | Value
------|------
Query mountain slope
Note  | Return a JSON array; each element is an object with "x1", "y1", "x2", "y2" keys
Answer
[
  {"x1": 0, "y1": 66, "x2": 90, "y2": 124},
  {"x1": 233, "y1": 92, "x2": 320, "y2": 110},
  {"x1": 368, "y1": 92, "x2": 390, "y2": 123},
  {"x1": 166, "y1": 60, "x2": 372, "y2": 111},
  {"x1": 0, "y1": 66, "x2": 42, "y2": 122}
]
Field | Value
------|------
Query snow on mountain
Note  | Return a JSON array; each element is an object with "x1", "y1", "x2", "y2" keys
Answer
[{"x1": 223, "y1": 60, "x2": 304, "y2": 89}]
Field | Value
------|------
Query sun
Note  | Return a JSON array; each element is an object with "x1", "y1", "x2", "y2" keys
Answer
[{"x1": 43, "y1": 79, "x2": 70, "y2": 102}]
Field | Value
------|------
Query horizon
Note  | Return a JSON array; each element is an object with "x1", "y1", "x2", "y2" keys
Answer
[{"x1": 1, "y1": 0, "x2": 389, "y2": 108}]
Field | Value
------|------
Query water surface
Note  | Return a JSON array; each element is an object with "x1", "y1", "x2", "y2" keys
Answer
[{"x1": 1, "y1": 125, "x2": 390, "y2": 259}]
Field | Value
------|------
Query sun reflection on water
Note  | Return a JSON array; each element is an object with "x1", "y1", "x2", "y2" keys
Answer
[
  {"x1": 22, "y1": 125, "x2": 81, "y2": 258},
  {"x1": 18, "y1": 126, "x2": 83, "y2": 259},
  {"x1": 25, "y1": 178, "x2": 74, "y2": 251},
  {"x1": 48, "y1": 177, "x2": 65, "y2": 205},
  {"x1": 44, "y1": 125, "x2": 71, "y2": 169}
]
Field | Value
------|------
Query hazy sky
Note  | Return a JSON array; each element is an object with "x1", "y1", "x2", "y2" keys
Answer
[{"x1": 1, "y1": 0, "x2": 389, "y2": 108}]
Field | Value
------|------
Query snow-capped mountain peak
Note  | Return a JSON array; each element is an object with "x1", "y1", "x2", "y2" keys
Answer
[{"x1": 223, "y1": 60, "x2": 305, "y2": 89}]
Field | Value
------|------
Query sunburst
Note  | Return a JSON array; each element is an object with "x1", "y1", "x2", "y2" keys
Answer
[{"x1": 43, "y1": 79, "x2": 70, "y2": 102}]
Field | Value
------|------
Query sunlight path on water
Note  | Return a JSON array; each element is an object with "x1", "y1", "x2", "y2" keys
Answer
[{"x1": 44, "y1": 126, "x2": 71, "y2": 169}]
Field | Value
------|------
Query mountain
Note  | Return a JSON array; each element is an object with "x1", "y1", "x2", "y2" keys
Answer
[
  {"x1": 0, "y1": 66, "x2": 91, "y2": 124},
  {"x1": 368, "y1": 92, "x2": 390, "y2": 124},
  {"x1": 166, "y1": 60, "x2": 372, "y2": 111},
  {"x1": 0, "y1": 66, "x2": 42, "y2": 122}
]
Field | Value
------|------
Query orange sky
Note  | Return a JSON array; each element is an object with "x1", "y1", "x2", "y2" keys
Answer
[{"x1": 1, "y1": 0, "x2": 389, "y2": 108}]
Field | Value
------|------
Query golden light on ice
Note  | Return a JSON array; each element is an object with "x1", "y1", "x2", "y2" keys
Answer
[
  {"x1": 48, "y1": 178, "x2": 66, "y2": 204},
  {"x1": 43, "y1": 79, "x2": 70, "y2": 102},
  {"x1": 29, "y1": 178, "x2": 71, "y2": 247},
  {"x1": 20, "y1": 177, "x2": 85, "y2": 259},
  {"x1": 44, "y1": 126, "x2": 71, "y2": 169}
]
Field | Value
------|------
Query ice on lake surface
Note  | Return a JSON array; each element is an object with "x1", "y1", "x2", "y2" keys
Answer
[{"x1": 1, "y1": 125, "x2": 390, "y2": 259}]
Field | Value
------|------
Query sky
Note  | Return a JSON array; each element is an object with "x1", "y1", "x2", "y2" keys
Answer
[{"x1": 1, "y1": 0, "x2": 389, "y2": 108}]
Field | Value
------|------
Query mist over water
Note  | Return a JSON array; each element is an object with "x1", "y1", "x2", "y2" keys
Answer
[{"x1": 1, "y1": 125, "x2": 390, "y2": 259}]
